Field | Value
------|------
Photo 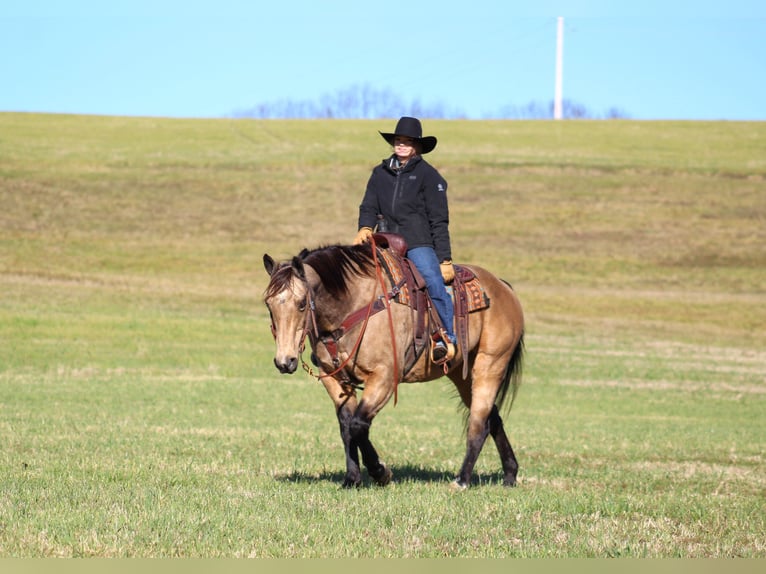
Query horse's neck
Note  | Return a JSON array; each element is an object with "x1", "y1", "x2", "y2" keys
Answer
[{"x1": 314, "y1": 275, "x2": 379, "y2": 331}]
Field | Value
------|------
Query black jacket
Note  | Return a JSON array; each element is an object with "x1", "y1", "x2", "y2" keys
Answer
[{"x1": 358, "y1": 155, "x2": 451, "y2": 261}]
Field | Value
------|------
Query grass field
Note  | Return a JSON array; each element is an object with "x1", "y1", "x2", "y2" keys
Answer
[{"x1": 0, "y1": 113, "x2": 764, "y2": 557}]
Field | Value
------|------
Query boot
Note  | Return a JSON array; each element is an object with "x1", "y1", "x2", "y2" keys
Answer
[{"x1": 431, "y1": 339, "x2": 456, "y2": 364}]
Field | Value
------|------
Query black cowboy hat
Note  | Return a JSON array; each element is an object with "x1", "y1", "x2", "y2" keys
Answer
[{"x1": 379, "y1": 116, "x2": 438, "y2": 154}]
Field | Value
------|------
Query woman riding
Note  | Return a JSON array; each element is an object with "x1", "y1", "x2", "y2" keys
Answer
[{"x1": 353, "y1": 116, "x2": 456, "y2": 363}]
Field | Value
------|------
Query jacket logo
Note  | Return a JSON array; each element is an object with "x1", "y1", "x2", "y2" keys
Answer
[{"x1": 437, "y1": 183, "x2": 445, "y2": 192}]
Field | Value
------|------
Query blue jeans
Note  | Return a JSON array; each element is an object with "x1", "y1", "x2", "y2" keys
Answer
[{"x1": 407, "y1": 246, "x2": 456, "y2": 343}]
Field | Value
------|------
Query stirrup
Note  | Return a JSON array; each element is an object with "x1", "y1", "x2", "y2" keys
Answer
[{"x1": 431, "y1": 339, "x2": 456, "y2": 364}]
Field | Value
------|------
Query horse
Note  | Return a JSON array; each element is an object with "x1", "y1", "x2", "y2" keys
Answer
[{"x1": 262, "y1": 238, "x2": 524, "y2": 489}]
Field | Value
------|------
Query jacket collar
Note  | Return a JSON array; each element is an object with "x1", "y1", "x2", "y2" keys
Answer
[{"x1": 385, "y1": 154, "x2": 421, "y2": 173}]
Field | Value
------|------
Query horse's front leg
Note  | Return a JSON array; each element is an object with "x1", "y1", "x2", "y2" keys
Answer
[
  {"x1": 336, "y1": 393, "x2": 392, "y2": 487},
  {"x1": 336, "y1": 402, "x2": 363, "y2": 488},
  {"x1": 348, "y1": 401, "x2": 392, "y2": 487},
  {"x1": 348, "y1": 373, "x2": 396, "y2": 487},
  {"x1": 321, "y1": 376, "x2": 363, "y2": 488}
]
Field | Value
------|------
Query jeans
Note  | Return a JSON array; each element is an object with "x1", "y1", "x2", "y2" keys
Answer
[{"x1": 407, "y1": 246, "x2": 456, "y2": 343}]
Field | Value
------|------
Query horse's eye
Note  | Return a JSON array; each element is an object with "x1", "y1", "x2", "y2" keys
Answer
[{"x1": 298, "y1": 298, "x2": 307, "y2": 312}]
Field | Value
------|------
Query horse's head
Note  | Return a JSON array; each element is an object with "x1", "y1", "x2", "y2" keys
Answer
[
  {"x1": 264, "y1": 245, "x2": 376, "y2": 375},
  {"x1": 263, "y1": 253, "x2": 312, "y2": 374}
]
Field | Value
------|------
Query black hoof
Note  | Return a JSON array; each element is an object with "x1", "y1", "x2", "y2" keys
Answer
[
  {"x1": 342, "y1": 476, "x2": 361, "y2": 489},
  {"x1": 370, "y1": 464, "x2": 393, "y2": 487}
]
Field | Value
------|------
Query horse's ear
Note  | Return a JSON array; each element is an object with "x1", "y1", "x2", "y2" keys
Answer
[
  {"x1": 291, "y1": 255, "x2": 306, "y2": 279},
  {"x1": 298, "y1": 248, "x2": 310, "y2": 259},
  {"x1": 263, "y1": 253, "x2": 277, "y2": 276}
]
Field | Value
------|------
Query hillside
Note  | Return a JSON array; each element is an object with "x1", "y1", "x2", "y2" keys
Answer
[{"x1": 2, "y1": 114, "x2": 764, "y2": 348}]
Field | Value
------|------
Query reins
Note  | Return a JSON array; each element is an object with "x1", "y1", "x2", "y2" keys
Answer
[
  {"x1": 299, "y1": 284, "x2": 373, "y2": 384},
  {"x1": 295, "y1": 236, "x2": 402, "y2": 404},
  {"x1": 370, "y1": 235, "x2": 401, "y2": 404}
]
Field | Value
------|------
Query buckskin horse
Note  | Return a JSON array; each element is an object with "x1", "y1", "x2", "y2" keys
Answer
[{"x1": 263, "y1": 235, "x2": 524, "y2": 489}]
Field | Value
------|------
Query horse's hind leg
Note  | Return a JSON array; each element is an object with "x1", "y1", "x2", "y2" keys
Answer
[
  {"x1": 448, "y1": 372, "x2": 490, "y2": 489},
  {"x1": 488, "y1": 405, "x2": 518, "y2": 486},
  {"x1": 455, "y1": 403, "x2": 492, "y2": 489},
  {"x1": 450, "y1": 356, "x2": 510, "y2": 489}
]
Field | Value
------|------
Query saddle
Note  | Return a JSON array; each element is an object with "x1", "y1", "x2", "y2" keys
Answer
[{"x1": 373, "y1": 233, "x2": 489, "y2": 378}]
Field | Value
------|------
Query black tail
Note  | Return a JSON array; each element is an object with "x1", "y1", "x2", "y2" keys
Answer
[{"x1": 496, "y1": 331, "x2": 524, "y2": 412}]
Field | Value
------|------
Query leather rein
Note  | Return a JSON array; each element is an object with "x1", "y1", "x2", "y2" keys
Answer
[{"x1": 273, "y1": 236, "x2": 403, "y2": 404}]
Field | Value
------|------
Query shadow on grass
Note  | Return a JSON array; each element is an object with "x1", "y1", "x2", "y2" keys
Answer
[{"x1": 275, "y1": 464, "x2": 508, "y2": 488}]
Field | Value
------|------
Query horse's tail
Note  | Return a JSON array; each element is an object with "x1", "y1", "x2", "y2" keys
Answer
[{"x1": 496, "y1": 330, "x2": 524, "y2": 412}]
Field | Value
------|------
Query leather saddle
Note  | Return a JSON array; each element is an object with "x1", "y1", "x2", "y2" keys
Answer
[{"x1": 372, "y1": 233, "x2": 488, "y2": 377}]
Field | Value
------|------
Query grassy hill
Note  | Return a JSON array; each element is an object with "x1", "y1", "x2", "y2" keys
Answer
[
  {"x1": 3, "y1": 114, "x2": 763, "y2": 346},
  {"x1": 0, "y1": 113, "x2": 764, "y2": 557}
]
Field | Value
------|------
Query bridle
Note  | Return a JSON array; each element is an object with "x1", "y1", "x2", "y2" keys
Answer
[{"x1": 269, "y1": 236, "x2": 402, "y2": 403}]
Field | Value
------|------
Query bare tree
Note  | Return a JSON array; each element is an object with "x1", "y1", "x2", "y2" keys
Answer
[{"x1": 230, "y1": 85, "x2": 628, "y2": 120}]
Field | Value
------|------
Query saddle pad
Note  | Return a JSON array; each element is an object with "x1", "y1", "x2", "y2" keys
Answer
[{"x1": 447, "y1": 273, "x2": 490, "y2": 313}]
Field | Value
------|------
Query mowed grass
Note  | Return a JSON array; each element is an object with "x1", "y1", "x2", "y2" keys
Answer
[{"x1": 0, "y1": 113, "x2": 764, "y2": 557}]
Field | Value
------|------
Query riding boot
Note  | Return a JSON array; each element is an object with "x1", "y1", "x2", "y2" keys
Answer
[{"x1": 431, "y1": 333, "x2": 456, "y2": 364}]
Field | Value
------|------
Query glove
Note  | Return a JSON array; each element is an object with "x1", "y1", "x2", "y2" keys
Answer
[
  {"x1": 353, "y1": 227, "x2": 373, "y2": 245},
  {"x1": 440, "y1": 260, "x2": 455, "y2": 284}
]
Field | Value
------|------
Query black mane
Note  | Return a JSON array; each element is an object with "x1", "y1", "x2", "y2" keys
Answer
[
  {"x1": 302, "y1": 244, "x2": 375, "y2": 298},
  {"x1": 264, "y1": 244, "x2": 376, "y2": 301}
]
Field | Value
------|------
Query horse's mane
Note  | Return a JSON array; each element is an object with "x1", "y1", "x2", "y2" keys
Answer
[
  {"x1": 265, "y1": 244, "x2": 375, "y2": 300},
  {"x1": 302, "y1": 244, "x2": 375, "y2": 298}
]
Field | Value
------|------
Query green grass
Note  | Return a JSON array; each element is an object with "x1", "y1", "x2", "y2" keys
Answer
[{"x1": 0, "y1": 113, "x2": 764, "y2": 557}]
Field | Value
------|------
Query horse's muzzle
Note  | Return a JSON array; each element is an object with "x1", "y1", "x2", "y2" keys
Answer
[{"x1": 274, "y1": 357, "x2": 298, "y2": 374}]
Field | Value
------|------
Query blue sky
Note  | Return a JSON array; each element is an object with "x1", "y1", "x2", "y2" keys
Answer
[{"x1": 2, "y1": 0, "x2": 765, "y2": 120}]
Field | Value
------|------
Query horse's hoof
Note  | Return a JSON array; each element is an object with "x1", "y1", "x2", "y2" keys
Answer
[
  {"x1": 372, "y1": 465, "x2": 393, "y2": 487},
  {"x1": 342, "y1": 477, "x2": 362, "y2": 489},
  {"x1": 449, "y1": 479, "x2": 468, "y2": 492},
  {"x1": 503, "y1": 476, "x2": 518, "y2": 487}
]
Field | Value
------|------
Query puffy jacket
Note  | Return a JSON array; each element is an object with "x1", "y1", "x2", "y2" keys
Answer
[{"x1": 358, "y1": 155, "x2": 452, "y2": 261}]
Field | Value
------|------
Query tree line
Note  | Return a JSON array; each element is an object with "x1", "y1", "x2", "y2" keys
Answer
[{"x1": 230, "y1": 84, "x2": 629, "y2": 120}]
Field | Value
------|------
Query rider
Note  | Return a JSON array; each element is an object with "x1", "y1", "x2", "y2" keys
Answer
[{"x1": 353, "y1": 116, "x2": 456, "y2": 363}]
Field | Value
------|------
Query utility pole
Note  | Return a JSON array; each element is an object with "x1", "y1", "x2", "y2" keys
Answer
[{"x1": 554, "y1": 16, "x2": 564, "y2": 120}]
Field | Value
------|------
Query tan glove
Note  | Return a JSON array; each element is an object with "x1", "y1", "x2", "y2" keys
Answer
[
  {"x1": 440, "y1": 260, "x2": 455, "y2": 284},
  {"x1": 353, "y1": 227, "x2": 373, "y2": 245}
]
